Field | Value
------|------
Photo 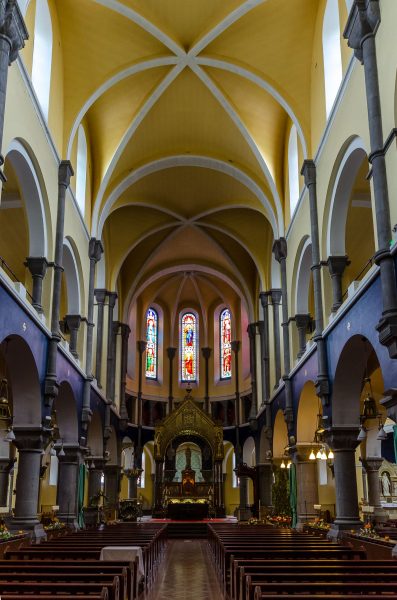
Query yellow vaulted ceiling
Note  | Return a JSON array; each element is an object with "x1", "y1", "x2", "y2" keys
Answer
[{"x1": 42, "y1": 0, "x2": 324, "y2": 322}]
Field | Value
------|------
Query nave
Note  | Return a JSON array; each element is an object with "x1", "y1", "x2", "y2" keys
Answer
[{"x1": 0, "y1": 521, "x2": 397, "y2": 600}]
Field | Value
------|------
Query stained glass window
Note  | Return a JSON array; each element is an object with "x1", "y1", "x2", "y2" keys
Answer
[
  {"x1": 145, "y1": 308, "x2": 158, "y2": 379},
  {"x1": 181, "y1": 312, "x2": 198, "y2": 382},
  {"x1": 220, "y1": 308, "x2": 232, "y2": 379}
]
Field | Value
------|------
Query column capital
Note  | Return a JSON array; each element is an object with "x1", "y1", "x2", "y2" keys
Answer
[
  {"x1": 201, "y1": 346, "x2": 212, "y2": 360},
  {"x1": 94, "y1": 288, "x2": 107, "y2": 304},
  {"x1": 0, "y1": 1, "x2": 29, "y2": 63},
  {"x1": 58, "y1": 160, "x2": 74, "y2": 187},
  {"x1": 259, "y1": 291, "x2": 271, "y2": 308},
  {"x1": 64, "y1": 313, "x2": 82, "y2": 331},
  {"x1": 272, "y1": 238, "x2": 287, "y2": 263},
  {"x1": 56, "y1": 444, "x2": 83, "y2": 465},
  {"x1": 107, "y1": 291, "x2": 118, "y2": 308},
  {"x1": 119, "y1": 322, "x2": 131, "y2": 340},
  {"x1": 270, "y1": 288, "x2": 282, "y2": 304},
  {"x1": 343, "y1": 0, "x2": 380, "y2": 63},
  {"x1": 324, "y1": 427, "x2": 360, "y2": 451},
  {"x1": 360, "y1": 456, "x2": 383, "y2": 473},
  {"x1": 25, "y1": 256, "x2": 49, "y2": 278},
  {"x1": 231, "y1": 340, "x2": 240, "y2": 354},
  {"x1": 137, "y1": 340, "x2": 147, "y2": 355},
  {"x1": 167, "y1": 346, "x2": 177, "y2": 360},
  {"x1": 295, "y1": 313, "x2": 312, "y2": 329},
  {"x1": 112, "y1": 320, "x2": 121, "y2": 336},
  {"x1": 380, "y1": 389, "x2": 397, "y2": 422},
  {"x1": 12, "y1": 427, "x2": 51, "y2": 451},
  {"x1": 247, "y1": 322, "x2": 256, "y2": 339},
  {"x1": 89, "y1": 238, "x2": 104, "y2": 263},
  {"x1": 327, "y1": 255, "x2": 350, "y2": 275},
  {"x1": 300, "y1": 159, "x2": 316, "y2": 186}
]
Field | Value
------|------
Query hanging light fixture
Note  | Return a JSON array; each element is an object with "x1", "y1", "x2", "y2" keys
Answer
[
  {"x1": 316, "y1": 448, "x2": 322, "y2": 459},
  {"x1": 320, "y1": 448, "x2": 327, "y2": 460},
  {"x1": 4, "y1": 427, "x2": 15, "y2": 442},
  {"x1": 357, "y1": 425, "x2": 367, "y2": 441},
  {"x1": 327, "y1": 449, "x2": 334, "y2": 460},
  {"x1": 90, "y1": 459, "x2": 95, "y2": 469},
  {"x1": 50, "y1": 444, "x2": 56, "y2": 456},
  {"x1": 58, "y1": 440, "x2": 65, "y2": 457},
  {"x1": 309, "y1": 449, "x2": 316, "y2": 460},
  {"x1": 287, "y1": 461, "x2": 291, "y2": 469},
  {"x1": 280, "y1": 459, "x2": 286, "y2": 469},
  {"x1": 377, "y1": 424, "x2": 388, "y2": 441}
]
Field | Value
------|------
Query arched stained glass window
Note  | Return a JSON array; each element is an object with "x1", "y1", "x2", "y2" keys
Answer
[
  {"x1": 76, "y1": 125, "x2": 88, "y2": 216},
  {"x1": 288, "y1": 125, "x2": 300, "y2": 216},
  {"x1": 145, "y1": 308, "x2": 158, "y2": 379},
  {"x1": 32, "y1": 0, "x2": 53, "y2": 120},
  {"x1": 220, "y1": 308, "x2": 232, "y2": 379},
  {"x1": 181, "y1": 312, "x2": 198, "y2": 382},
  {"x1": 323, "y1": 0, "x2": 343, "y2": 118}
]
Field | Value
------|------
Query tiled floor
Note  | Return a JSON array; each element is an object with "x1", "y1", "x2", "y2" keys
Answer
[{"x1": 144, "y1": 540, "x2": 225, "y2": 599}]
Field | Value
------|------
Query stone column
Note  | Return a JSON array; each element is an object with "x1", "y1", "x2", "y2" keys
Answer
[
  {"x1": 109, "y1": 321, "x2": 120, "y2": 403},
  {"x1": 360, "y1": 456, "x2": 385, "y2": 517},
  {"x1": 295, "y1": 314, "x2": 311, "y2": 359},
  {"x1": 0, "y1": 2, "x2": 28, "y2": 173},
  {"x1": 344, "y1": 2, "x2": 397, "y2": 359},
  {"x1": 256, "y1": 461, "x2": 273, "y2": 509},
  {"x1": 0, "y1": 457, "x2": 14, "y2": 506},
  {"x1": 166, "y1": 347, "x2": 176, "y2": 414},
  {"x1": 87, "y1": 458, "x2": 106, "y2": 501},
  {"x1": 292, "y1": 444, "x2": 319, "y2": 529},
  {"x1": 82, "y1": 239, "x2": 104, "y2": 428},
  {"x1": 45, "y1": 162, "x2": 74, "y2": 408},
  {"x1": 63, "y1": 314, "x2": 81, "y2": 360},
  {"x1": 301, "y1": 161, "x2": 330, "y2": 405},
  {"x1": 106, "y1": 293, "x2": 118, "y2": 399},
  {"x1": 202, "y1": 347, "x2": 212, "y2": 414},
  {"x1": 56, "y1": 445, "x2": 82, "y2": 525},
  {"x1": 273, "y1": 239, "x2": 293, "y2": 424},
  {"x1": 214, "y1": 460, "x2": 225, "y2": 517},
  {"x1": 153, "y1": 460, "x2": 163, "y2": 516},
  {"x1": 325, "y1": 427, "x2": 362, "y2": 537},
  {"x1": 259, "y1": 291, "x2": 271, "y2": 402},
  {"x1": 25, "y1": 257, "x2": 49, "y2": 314},
  {"x1": 94, "y1": 289, "x2": 107, "y2": 387},
  {"x1": 104, "y1": 465, "x2": 120, "y2": 506},
  {"x1": 136, "y1": 341, "x2": 147, "y2": 455},
  {"x1": 119, "y1": 323, "x2": 131, "y2": 428},
  {"x1": 232, "y1": 340, "x2": 241, "y2": 461},
  {"x1": 247, "y1": 323, "x2": 258, "y2": 421},
  {"x1": 12, "y1": 428, "x2": 48, "y2": 529},
  {"x1": 270, "y1": 289, "x2": 282, "y2": 386},
  {"x1": 327, "y1": 256, "x2": 350, "y2": 313}
]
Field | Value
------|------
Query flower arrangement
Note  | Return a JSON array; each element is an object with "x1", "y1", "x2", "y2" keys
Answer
[
  {"x1": 0, "y1": 521, "x2": 24, "y2": 541},
  {"x1": 355, "y1": 522, "x2": 381, "y2": 539},
  {"x1": 268, "y1": 514, "x2": 292, "y2": 527},
  {"x1": 43, "y1": 516, "x2": 66, "y2": 531},
  {"x1": 307, "y1": 518, "x2": 330, "y2": 531}
]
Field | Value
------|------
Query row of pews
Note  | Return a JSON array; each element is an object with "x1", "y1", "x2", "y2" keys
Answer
[
  {"x1": 0, "y1": 522, "x2": 167, "y2": 600},
  {"x1": 208, "y1": 523, "x2": 397, "y2": 600}
]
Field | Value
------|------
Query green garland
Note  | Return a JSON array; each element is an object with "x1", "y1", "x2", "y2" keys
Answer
[{"x1": 272, "y1": 466, "x2": 291, "y2": 517}]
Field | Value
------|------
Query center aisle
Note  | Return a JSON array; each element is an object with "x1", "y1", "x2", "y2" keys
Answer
[{"x1": 144, "y1": 539, "x2": 225, "y2": 600}]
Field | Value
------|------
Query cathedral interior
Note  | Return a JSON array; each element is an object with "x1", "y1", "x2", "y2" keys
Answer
[{"x1": 0, "y1": 0, "x2": 397, "y2": 597}]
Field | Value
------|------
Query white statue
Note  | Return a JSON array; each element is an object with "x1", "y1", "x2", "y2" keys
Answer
[{"x1": 381, "y1": 471, "x2": 391, "y2": 497}]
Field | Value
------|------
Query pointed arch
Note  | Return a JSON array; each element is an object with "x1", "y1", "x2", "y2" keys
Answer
[
  {"x1": 145, "y1": 307, "x2": 158, "y2": 380},
  {"x1": 180, "y1": 310, "x2": 199, "y2": 383}
]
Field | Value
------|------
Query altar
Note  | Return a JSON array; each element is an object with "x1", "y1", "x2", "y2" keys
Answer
[{"x1": 153, "y1": 387, "x2": 225, "y2": 517}]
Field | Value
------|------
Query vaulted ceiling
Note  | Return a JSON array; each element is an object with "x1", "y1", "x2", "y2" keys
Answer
[{"x1": 24, "y1": 0, "x2": 333, "y2": 322}]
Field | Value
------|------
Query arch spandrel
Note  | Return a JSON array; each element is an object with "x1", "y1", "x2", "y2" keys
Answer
[{"x1": 154, "y1": 389, "x2": 223, "y2": 461}]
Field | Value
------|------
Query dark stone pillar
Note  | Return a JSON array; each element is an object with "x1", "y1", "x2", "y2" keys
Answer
[
  {"x1": 82, "y1": 240, "x2": 104, "y2": 428},
  {"x1": 167, "y1": 347, "x2": 176, "y2": 414},
  {"x1": 259, "y1": 291, "x2": 271, "y2": 403},
  {"x1": 104, "y1": 465, "x2": 120, "y2": 506},
  {"x1": 214, "y1": 460, "x2": 225, "y2": 517},
  {"x1": 295, "y1": 313, "x2": 311, "y2": 359},
  {"x1": 327, "y1": 256, "x2": 350, "y2": 313},
  {"x1": 360, "y1": 456, "x2": 385, "y2": 517},
  {"x1": 12, "y1": 428, "x2": 48, "y2": 529},
  {"x1": 87, "y1": 458, "x2": 106, "y2": 501},
  {"x1": 136, "y1": 341, "x2": 147, "y2": 455},
  {"x1": 344, "y1": 1, "x2": 397, "y2": 359},
  {"x1": 232, "y1": 340, "x2": 241, "y2": 464},
  {"x1": 0, "y1": 457, "x2": 14, "y2": 506},
  {"x1": 94, "y1": 289, "x2": 107, "y2": 387},
  {"x1": 153, "y1": 460, "x2": 163, "y2": 516},
  {"x1": 202, "y1": 347, "x2": 212, "y2": 414},
  {"x1": 106, "y1": 292, "x2": 118, "y2": 399},
  {"x1": 25, "y1": 257, "x2": 49, "y2": 314},
  {"x1": 0, "y1": 3, "x2": 28, "y2": 175},
  {"x1": 119, "y1": 323, "x2": 131, "y2": 428},
  {"x1": 109, "y1": 321, "x2": 120, "y2": 404},
  {"x1": 293, "y1": 444, "x2": 319, "y2": 529},
  {"x1": 247, "y1": 323, "x2": 258, "y2": 421},
  {"x1": 256, "y1": 461, "x2": 273, "y2": 509},
  {"x1": 301, "y1": 161, "x2": 330, "y2": 405},
  {"x1": 45, "y1": 162, "x2": 74, "y2": 408},
  {"x1": 325, "y1": 427, "x2": 362, "y2": 537},
  {"x1": 270, "y1": 289, "x2": 282, "y2": 386},
  {"x1": 56, "y1": 445, "x2": 82, "y2": 525},
  {"x1": 63, "y1": 314, "x2": 81, "y2": 360},
  {"x1": 272, "y1": 239, "x2": 293, "y2": 425}
]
